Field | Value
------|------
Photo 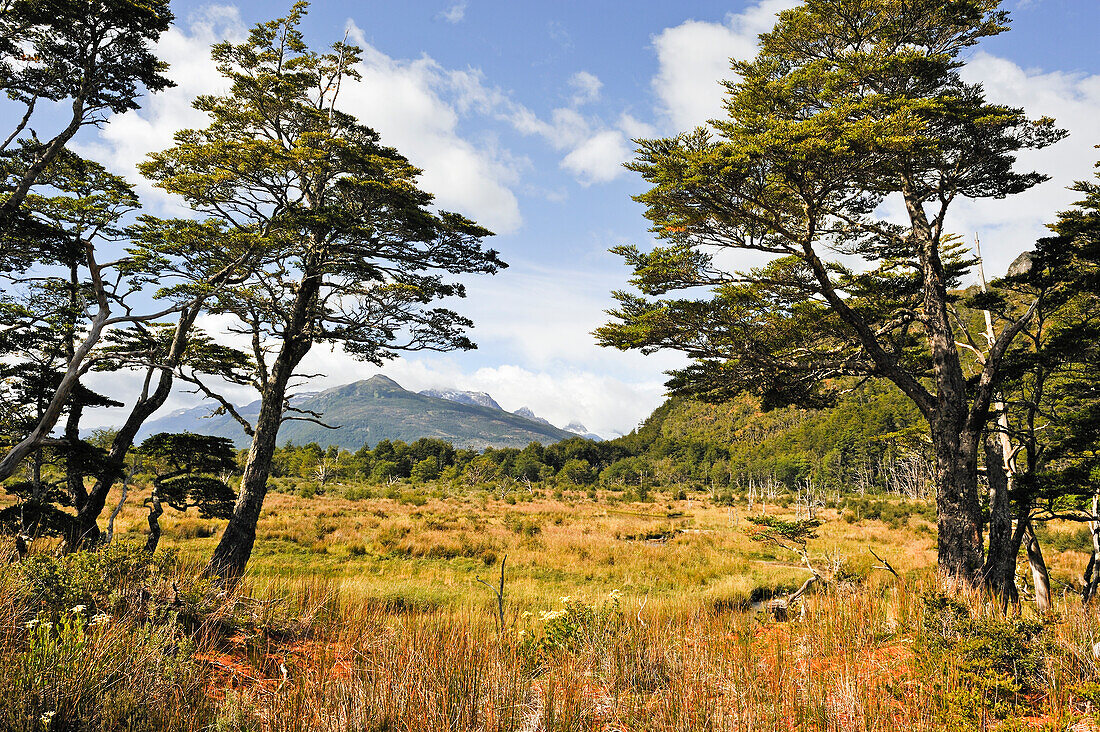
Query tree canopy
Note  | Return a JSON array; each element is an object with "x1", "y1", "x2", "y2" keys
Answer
[
  {"x1": 597, "y1": 0, "x2": 1063, "y2": 582},
  {"x1": 138, "y1": 3, "x2": 505, "y2": 579}
]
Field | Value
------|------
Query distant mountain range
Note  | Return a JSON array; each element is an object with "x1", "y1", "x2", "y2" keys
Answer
[
  {"x1": 417, "y1": 388, "x2": 501, "y2": 410},
  {"x1": 138, "y1": 375, "x2": 596, "y2": 450}
]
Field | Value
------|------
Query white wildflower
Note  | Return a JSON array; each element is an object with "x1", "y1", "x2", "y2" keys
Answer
[
  {"x1": 24, "y1": 618, "x2": 38, "y2": 630},
  {"x1": 70, "y1": 605, "x2": 86, "y2": 615},
  {"x1": 90, "y1": 613, "x2": 112, "y2": 627}
]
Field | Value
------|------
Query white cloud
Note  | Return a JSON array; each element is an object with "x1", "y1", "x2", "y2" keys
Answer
[
  {"x1": 651, "y1": 0, "x2": 799, "y2": 133},
  {"x1": 947, "y1": 52, "x2": 1100, "y2": 276},
  {"x1": 437, "y1": 1, "x2": 467, "y2": 24},
  {"x1": 561, "y1": 130, "x2": 632, "y2": 185},
  {"x1": 76, "y1": 6, "x2": 243, "y2": 212},
  {"x1": 80, "y1": 9, "x2": 524, "y2": 234},
  {"x1": 340, "y1": 27, "x2": 524, "y2": 233},
  {"x1": 568, "y1": 71, "x2": 603, "y2": 106}
]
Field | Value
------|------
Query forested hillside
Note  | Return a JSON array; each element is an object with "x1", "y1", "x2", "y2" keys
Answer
[{"x1": 258, "y1": 380, "x2": 931, "y2": 500}]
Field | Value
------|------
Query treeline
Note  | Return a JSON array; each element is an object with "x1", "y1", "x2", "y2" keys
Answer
[{"x1": 267, "y1": 380, "x2": 931, "y2": 497}]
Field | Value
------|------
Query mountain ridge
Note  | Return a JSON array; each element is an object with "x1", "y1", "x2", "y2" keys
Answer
[{"x1": 138, "y1": 376, "x2": 579, "y2": 450}]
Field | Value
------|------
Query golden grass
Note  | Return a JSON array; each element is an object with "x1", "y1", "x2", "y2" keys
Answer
[
  {"x1": 5, "y1": 482, "x2": 1098, "y2": 729},
  {"x1": 103, "y1": 482, "x2": 951, "y2": 614}
]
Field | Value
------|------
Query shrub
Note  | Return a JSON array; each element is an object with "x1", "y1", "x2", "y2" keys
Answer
[
  {"x1": 919, "y1": 592, "x2": 1051, "y2": 723},
  {"x1": 519, "y1": 591, "x2": 624, "y2": 668}
]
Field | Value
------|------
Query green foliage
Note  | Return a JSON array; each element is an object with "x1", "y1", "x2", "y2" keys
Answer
[
  {"x1": 920, "y1": 592, "x2": 1051, "y2": 722},
  {"x1": 519, "y1": 591, "x2": 624, "y2": 668},
  {"x1": 17, "y1": 542, "x2": 177, "y2": 617}
]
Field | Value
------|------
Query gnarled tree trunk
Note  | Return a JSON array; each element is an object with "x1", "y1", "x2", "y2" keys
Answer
[
  {"x1": 930, "y1": 419, "x2": 984, "y2": 583},
  {"x1": 205, "y1": 278, "x2": 318, "y2": 582},
  {"x1": 982, "y1": 436, "x2": 1018, "y2": 604}
]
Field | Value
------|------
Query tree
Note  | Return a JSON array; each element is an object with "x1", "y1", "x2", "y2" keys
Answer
[
  {"x1": 0, "y1": 152, "x2": 249, "y2": 485},
  {"x1": 596, "y1": 0, "x2": 1062, "y2": 583},
  {"x1": 973, "y1": 161, "x2": 1100, "y2": 606},
  {"x1": 140, "y1": 4, "x2": 505, "y2": 580},
  {"x1": 0, "y1": 0, "x2": 173, "y2": 231},
  {"x1": 746, "y1": 515, "x2": 825, "y2": 618},
  {"x1": 137, "y1": 432, "x2": 237, "y2": 553}
]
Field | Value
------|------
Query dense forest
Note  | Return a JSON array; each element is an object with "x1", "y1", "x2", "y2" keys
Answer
[{"x1": 210, "y1": 380, "x2": 930, "y2": 501}]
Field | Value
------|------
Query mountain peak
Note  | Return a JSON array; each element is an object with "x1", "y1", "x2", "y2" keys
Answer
[
  {"x1": 419, "y1": 388, "x2": 502, "y2": 411},
  {"x1": 363, "y1": 374, "x2": 402, "y2": 388},
  {"x1": 514, "y1": 406, "x2": 551, "y2": 426}
]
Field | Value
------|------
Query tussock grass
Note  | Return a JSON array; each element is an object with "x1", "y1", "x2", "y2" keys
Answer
[{"x1": 2, "y1": 486, "x2": 1098, "y2": 729}]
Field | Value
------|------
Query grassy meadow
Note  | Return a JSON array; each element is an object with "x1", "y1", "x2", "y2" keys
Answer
[{"x1": 2, "y1": 478, "x2": 1100, "y2": 730}]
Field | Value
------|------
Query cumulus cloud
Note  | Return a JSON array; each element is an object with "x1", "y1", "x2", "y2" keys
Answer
[
  {"x1": 650, "y1": 0, "x2": 799, "y2": 133},
  {"x1": 342, "y1": 24, "x2": 523, "y2": 233},
  {"x1": 80, "y1": 7, "x2": 524, "y2": 234},
  {"x1": 561, "y1": 130, "x2": 632, "y2": 185}
]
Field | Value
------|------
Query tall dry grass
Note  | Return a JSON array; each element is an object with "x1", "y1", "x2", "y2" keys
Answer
[
  {"x1": 209, "y1": 574, "x2": 1100, "y2": 731},
  {"x1": 0, "y1": 537, "x2": 1096, "y2": 730}
]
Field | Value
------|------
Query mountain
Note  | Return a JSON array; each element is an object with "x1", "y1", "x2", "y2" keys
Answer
[
  {"x1": 418, "y1": 388, "x2": 502, "y2": 411},
  {"x1": 564, "y1": 421, "x2": 604, "y2": 442},
  {"x1": 513, "y1": 406, "x2": 551, "y2": 426},
  {"x1": 138, "y1": 375, "x2": 577, "y2": 450}
]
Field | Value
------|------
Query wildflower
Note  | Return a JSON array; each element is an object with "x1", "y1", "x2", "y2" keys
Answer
[
  {"x1": 90, "y1": 614, "x2": 112, "y2": 627},
  {"x1": 71, "y1": 605, "x2": 86, "y2": 615},
  {"x1": 24, "y1": 618, "x2": 38, "y2": 630}
]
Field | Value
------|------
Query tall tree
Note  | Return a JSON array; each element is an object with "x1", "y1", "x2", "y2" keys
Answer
[
  {"x1": 977, "y1": 161, "x2": 1100, "y2": 605},
  {"x1": 0, "y1": 0, "x2": 173, "y2": 228},
  {"x1": 0, "y1": 153, "x2": 246, "y2": 483},
  {"x1": 596, "y1": 0, "x2": 1063, "y2": 583},
  {"x1": 140, "y1": 3, "x2": 505, "y2": 580}
]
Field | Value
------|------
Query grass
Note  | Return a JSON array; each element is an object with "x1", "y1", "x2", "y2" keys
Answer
[
  {"x1": 2, "y1": 480, "x2": 1098, "y2": 729},
  {"x1": 104, "y1": 481, "x2": 946, "y2": 614}
]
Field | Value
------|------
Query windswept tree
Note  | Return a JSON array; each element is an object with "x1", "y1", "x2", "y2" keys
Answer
[
  {"x1": 0, "y1": 152, "x2": 249, "y2": 484},
  {"x1": 140, "y1": 3, "x2": 505, "y2": 580},
  {"x1": 0, "y1": 0, "x2": 173, "y2": 230},
  {"x1": 596, "y1": 0, "x2": 1063, "y2": 583},
  {"x1": 138, "y1": 432, "x2": 237, "y2": 554}
]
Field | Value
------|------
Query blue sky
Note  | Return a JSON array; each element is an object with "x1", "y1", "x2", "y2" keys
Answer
[{"x1": 63, "y1": 0, "x2": 1100, "y2": 437}]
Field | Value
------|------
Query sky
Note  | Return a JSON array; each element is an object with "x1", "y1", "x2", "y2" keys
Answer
[{"x1": 56, "y1": 0, "x2": 1100, "y2": 438}]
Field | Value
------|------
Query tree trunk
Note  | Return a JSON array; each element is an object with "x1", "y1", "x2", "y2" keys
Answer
[
  {"x1": 64, "y1": 399, "x2": 88, "y2": 511},
  {"x1": 204, "y1": 355, "x2": 298, "y2": 581},
  {"x1": 982, "y1": 436, "x2": 1018, "y2": 604},
  {"x1": 0, "y1": 300, "x2": 109, "y2": 481},
  {"x1": 205, "y1": 267, "x2": 320, "y2": 582},
  {"x1": 69, "y1": 307, "x2": 198, "y2": 551},
  {"x1": 145, "y1": 492, "x2": 163, "y2": 554},
  {"x1": 1023, "y1": 520, "x2": 1051, "y2": 613},
  {"x1": 1083, "y1": 495, "x2": 1100, "y2": 605},
  {"x1": 932, "y1": 426, "x2": 983, "y2": 583}
]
